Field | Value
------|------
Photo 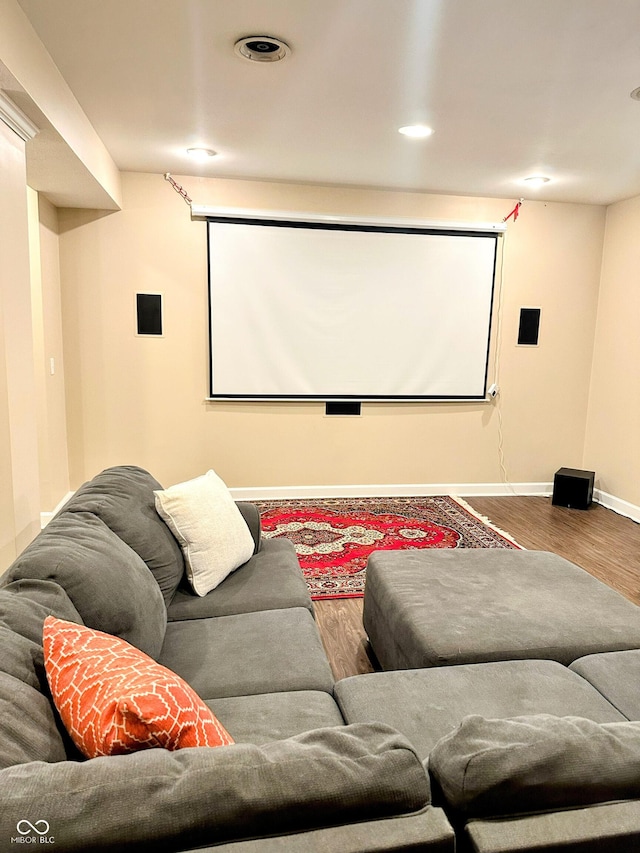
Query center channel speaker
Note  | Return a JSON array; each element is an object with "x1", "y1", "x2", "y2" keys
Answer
[{"x1": 325, "y1": 402, "x2": 361, "y2": 416}]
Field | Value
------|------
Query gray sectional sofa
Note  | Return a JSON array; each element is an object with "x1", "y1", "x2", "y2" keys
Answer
[
  {"x1": 0, "y1": 466, "x2": 453, "y2": 853},
  {"x1": 336, "y1": 658, "x2": 640, "y2": 852},
  {"x1": 337, "y1": 550, "x2": 640, "y2": 852},
  {"x1": 3, "y1": 463, "x2": 640, "y2": 853}
]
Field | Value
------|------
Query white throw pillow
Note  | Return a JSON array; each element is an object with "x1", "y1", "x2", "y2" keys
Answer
[{"x1": 154, "y1": 470, "x2": 255, "y2": 596}]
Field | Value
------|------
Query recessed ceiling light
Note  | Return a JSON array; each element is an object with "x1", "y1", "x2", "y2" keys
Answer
[
  {"x1": 398, "y1": 124, "x2": 434, "y2": 138},
  {"x1": 631, "y1": 86, "x2": 640, "y2": 101},
  {"x1": 523, "y1": 175, "x2": 551, "y2": 188},
  {"x1": 234, "y1": 36, "x2": 290, "y2": 62},
  {"x1": 186, "y1": 148, "x2": 217, "y2": 161}
]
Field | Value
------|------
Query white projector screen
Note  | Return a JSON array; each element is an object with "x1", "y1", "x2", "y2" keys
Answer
[{"x1": 207, "y1": 218, "x2": 499, "y2": 401}]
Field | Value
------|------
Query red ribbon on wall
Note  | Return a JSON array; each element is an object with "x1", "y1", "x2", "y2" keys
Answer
[{"x1": 503, "y1": 199, "x2": 523, "y2": 223}]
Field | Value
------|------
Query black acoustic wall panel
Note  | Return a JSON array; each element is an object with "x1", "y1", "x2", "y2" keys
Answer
[
  {"x1": 517, "y1": 307, "x2": 541, "y2": 346},
  {"x1": 136, "y1": 293, "x2": 163, "y2": 336}
]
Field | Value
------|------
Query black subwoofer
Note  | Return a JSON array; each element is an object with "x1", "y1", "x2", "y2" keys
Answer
[{"x1": 552, "y1": 467, "x2": 595, "y2": 510}]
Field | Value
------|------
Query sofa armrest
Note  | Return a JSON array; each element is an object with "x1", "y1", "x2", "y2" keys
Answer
[
  {"x1": 1, "y1": 724, "x2": 429, "y2": 852},
  {"x1": 235, "y1": 502, "x2": 261, "y2": 554}
]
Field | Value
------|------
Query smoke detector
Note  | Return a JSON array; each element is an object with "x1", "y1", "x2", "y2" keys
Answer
[{"x1": 234, "y1": 36, "x2": 291, "y2": 62}]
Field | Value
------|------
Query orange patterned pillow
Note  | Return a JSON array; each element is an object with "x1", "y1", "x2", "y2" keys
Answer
[{"x1": 43, "y1": 616, "x2": 234, "y2": 758}]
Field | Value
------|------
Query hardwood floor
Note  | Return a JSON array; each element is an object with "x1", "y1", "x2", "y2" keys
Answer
[{"x1": 314, "y1": 496, "x2": 640, "y2": 681}]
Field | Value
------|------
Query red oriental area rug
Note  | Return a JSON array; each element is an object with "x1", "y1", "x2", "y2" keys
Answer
[{"x1": 254, "y1": 496, "x2": 521, "y2": 600}]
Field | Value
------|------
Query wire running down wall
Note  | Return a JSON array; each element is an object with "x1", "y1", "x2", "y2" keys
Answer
[{"x1": 206, "y1": 216, "x2": 501, "y2": 401}]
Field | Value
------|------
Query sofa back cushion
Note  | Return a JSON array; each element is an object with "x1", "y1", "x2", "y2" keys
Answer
[
  {"x1": 1, "y1": 723, "x2": 430, "y2": 850},
  {"x1": 0, "y1": 580, "x2": 83, "y2": 768},
  {"x1": 429, "y1": 713, "x2": 640, "y2": 818},
  {"x1": 2, "y1": 511, "x2": 166, "y2": 659},
  {"x1": 62, "y1": 466, "x2": 185, "y2": 606}
]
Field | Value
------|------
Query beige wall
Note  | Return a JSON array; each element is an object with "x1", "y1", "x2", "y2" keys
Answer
[
  {"x1": 0, "y1": 106, "x2": 72, "y2": 570},
  {"x1": 29, "y1": 189, "x2": 70, "y2": 511},
  {"x1": 584, "y1": 194, "x2": 640, "y2": 508},
  {"x1": 58, "y1": 172, "x2": 605, "y2": 493},
  {"x1": 0, "y1": 119, "x2": 41, "y2": 567}
]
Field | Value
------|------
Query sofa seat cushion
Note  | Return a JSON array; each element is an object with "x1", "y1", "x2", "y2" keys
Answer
[
  {"x1": 158, "y1": 608, "x2": 334, "y2": 699},
  {"x1": 334, "y1": 660, "x2": 625, "y2": 762},
  {"x1": 167, "y1": 539, "x2": 313, "y2": 621},
  {"x1": 207, "y1": 690, "x2": 345, "y2": 744},
  {"x1": 44, "y1": 617, "x2": 234, "y2": 758},
  {"x1": 2, "y1": 511, "x2": 167, "y2": 659},
  {"x1": 154, "y1": 470, "x2": 255, "y2": 596},
  {"x1": 0, "y1": 724, "x2": 430, "y2": 851},
  {"x1": 62, "y1": 465, "x2": 185, "y2": 606},
  {"x1": 466, "y1": 800, "x2": 640, "y2": 853},
  {"x1": 364, "y1": 550, "x2": 640, "y2": 669},
  {"x1": 430, "y1": 714, "x2": 640, "y2": 818},
  {"x1": 0, "y1": 580, "x2": 84, "y2": 768},
  {"x1": 570, "y1": 649, "x2": 640, "y2": 720},
  {"x1": 189, "y1": 810, "x2": 455, "y2": 853}
]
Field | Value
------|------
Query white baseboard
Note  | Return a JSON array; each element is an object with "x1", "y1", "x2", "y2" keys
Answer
[
  {"x1": 231, "y1": 482, "x2": 639, "y2": 523},
  {"x1": 41, "y1": 483, "x2": 639, "y2": 525},
  {"x1": 593, "y1": 489, "x2": 640, "y2": 524},
  {"x1": 229, "y1": 482, "x2": 554, "y2": 500},
  {"x1": 40, "y1": 491, "x2": 74, "y2": 529}
]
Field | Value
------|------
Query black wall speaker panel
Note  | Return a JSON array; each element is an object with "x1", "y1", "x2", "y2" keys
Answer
[
  {"x1": 137, "y1": 293, "x2": 163, "y2": 336},
  {"x1": 517, "y1": 307, "x2": 541, "y2": 346},
  {"x1": 325, "y1": 401, "x2": 362, "y2": 416}
]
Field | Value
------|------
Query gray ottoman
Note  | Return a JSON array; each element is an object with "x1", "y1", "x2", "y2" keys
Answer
[{"x1": 363, "y1": 549, "x2": 640, "y2": 669}]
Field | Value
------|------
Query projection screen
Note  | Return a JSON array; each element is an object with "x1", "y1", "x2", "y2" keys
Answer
[{"x1": 207, "y1": 218, "x2": 499, "y2": 401}]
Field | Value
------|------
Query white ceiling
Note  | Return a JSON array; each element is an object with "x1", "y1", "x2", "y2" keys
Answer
[{"x1": 16, "y1": 0, "x2": 640, "y2": 205}]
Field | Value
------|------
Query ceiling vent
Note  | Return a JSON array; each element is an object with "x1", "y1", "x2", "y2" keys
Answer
[{"x1": 234, "y1": 36, "x2": 290, "y2": 62}]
